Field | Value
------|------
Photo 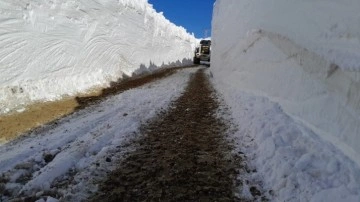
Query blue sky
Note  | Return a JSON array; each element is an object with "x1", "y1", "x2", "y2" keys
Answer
[{"x1": 148, "y1": 0, "x2": 215, "y2": 39}]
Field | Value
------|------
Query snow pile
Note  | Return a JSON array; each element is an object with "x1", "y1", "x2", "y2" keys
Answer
[
  {"x1": 0, "y1": 0, "x2": 197, "y2": 115},
  {"x1": 216, "y1": 89, "x2": 360, "y2": 201},
  {"x1": 212, "y1": 0, "x2": 360, "y2": 201}
]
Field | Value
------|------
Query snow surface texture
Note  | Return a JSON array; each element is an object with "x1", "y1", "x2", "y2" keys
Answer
[
  {"x1": 212, "y1": 0, "x2": 360, "y2": 201},
  {"x1": 0, "y1": 68, "x2": 197, "y2": 201},
  {"x1": 212, "y1": 87, "x2": 360, "y2": 202},
  {"x1": 213, "y1": 0, "x2": 360, "y2": 71},
  {"x1": 0, "y1": 0, "x2": 197, "y2": 115},
  {"x1": 212, "y1": 0, "x2": 360, "y2": 166}
]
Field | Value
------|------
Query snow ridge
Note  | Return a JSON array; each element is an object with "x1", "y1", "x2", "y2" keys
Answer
[{"x1": 0, "y1": 0, "x2": 197, "y2": 114}]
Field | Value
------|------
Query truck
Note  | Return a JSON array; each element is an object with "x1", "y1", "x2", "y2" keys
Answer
[{"x1": 193, "y1": 40, "x2": 211, "y2": 64}]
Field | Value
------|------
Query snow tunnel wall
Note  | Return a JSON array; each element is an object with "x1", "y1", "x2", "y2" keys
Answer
[
  {"x1": 0, "y1": 0, "x2": 197, "y2": 114},
  {"x1": 212, "y1": 0, "x2": 360, "y2": 164}
]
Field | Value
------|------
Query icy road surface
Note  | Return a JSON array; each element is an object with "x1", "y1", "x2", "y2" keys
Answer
[
  {"x1": 1, "y1": 65, "x2": 360, "y2": 202},
  {"x1": 0, "y1": 67, "x2": 199, "y2": 201}
]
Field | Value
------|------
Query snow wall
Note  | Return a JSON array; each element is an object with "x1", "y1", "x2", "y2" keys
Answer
[
  {"x1": 0, "y1": 0, "x2": 197, "y2": 114},
  {"x1": 212, "y1": 0, "x2": 360, "y2": 164}
]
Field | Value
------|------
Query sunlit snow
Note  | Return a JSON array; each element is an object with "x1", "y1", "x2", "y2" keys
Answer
[
  {"x1": 212, "y1": 0, "x2": 360, "y2": 201},
  {"x1": 1, "y1": 0, "x2": 360, "y2": 201},
  {"x1": 0, "y1": 0, "x2": 197, "y2": 115}
]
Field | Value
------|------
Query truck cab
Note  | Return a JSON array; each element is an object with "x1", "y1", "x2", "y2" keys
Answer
[{"x1": 193, "y1": 40, "x2": 211, "y2": 64}]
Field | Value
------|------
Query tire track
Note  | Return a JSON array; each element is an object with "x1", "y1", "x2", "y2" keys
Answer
[{"x1": 91, "y1": 68, "x2": 244, "y2": 201}]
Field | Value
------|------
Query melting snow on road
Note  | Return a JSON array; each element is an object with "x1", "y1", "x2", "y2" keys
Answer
[{"x1": 0, "y1": 68, "x2": 198, "y2": 201}]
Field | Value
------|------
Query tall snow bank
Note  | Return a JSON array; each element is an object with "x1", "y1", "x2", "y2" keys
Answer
[
  {"x1": 213, "y1": 0, "x2": 360, "y2": 71},
  {"x1": 212, "y1": 0, "x2": 360, "y2": 200},
  {"x1": 212, "y1": 0, "x2": 360, "y2": 164},
  {"x1": 0, "y1": 0, "x2": 197, "y2": 114}
]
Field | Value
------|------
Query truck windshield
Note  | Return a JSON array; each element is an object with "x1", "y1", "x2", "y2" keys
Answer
[{"x1": 201, "y1": 46, "x2": 210, "y2": 54}]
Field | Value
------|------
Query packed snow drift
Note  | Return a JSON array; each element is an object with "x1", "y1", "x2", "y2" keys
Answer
[
  {"x1": 212, "y1": 0, "x2": 360, "y2": 201},
  {"x1": 0, "y1": 0, "x2": 197, "y2": 115}
]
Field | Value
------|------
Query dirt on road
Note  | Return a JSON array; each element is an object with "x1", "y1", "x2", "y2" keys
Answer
[
  {"x1": 0, "y1": 66, "x2": 191, "y2": 143},
  {"x1": 91, "y1": 68, "x2": 247, "y2": 201},
  {"x1": 0, "y1": 66, "x2": 265, "y2": 201}
]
